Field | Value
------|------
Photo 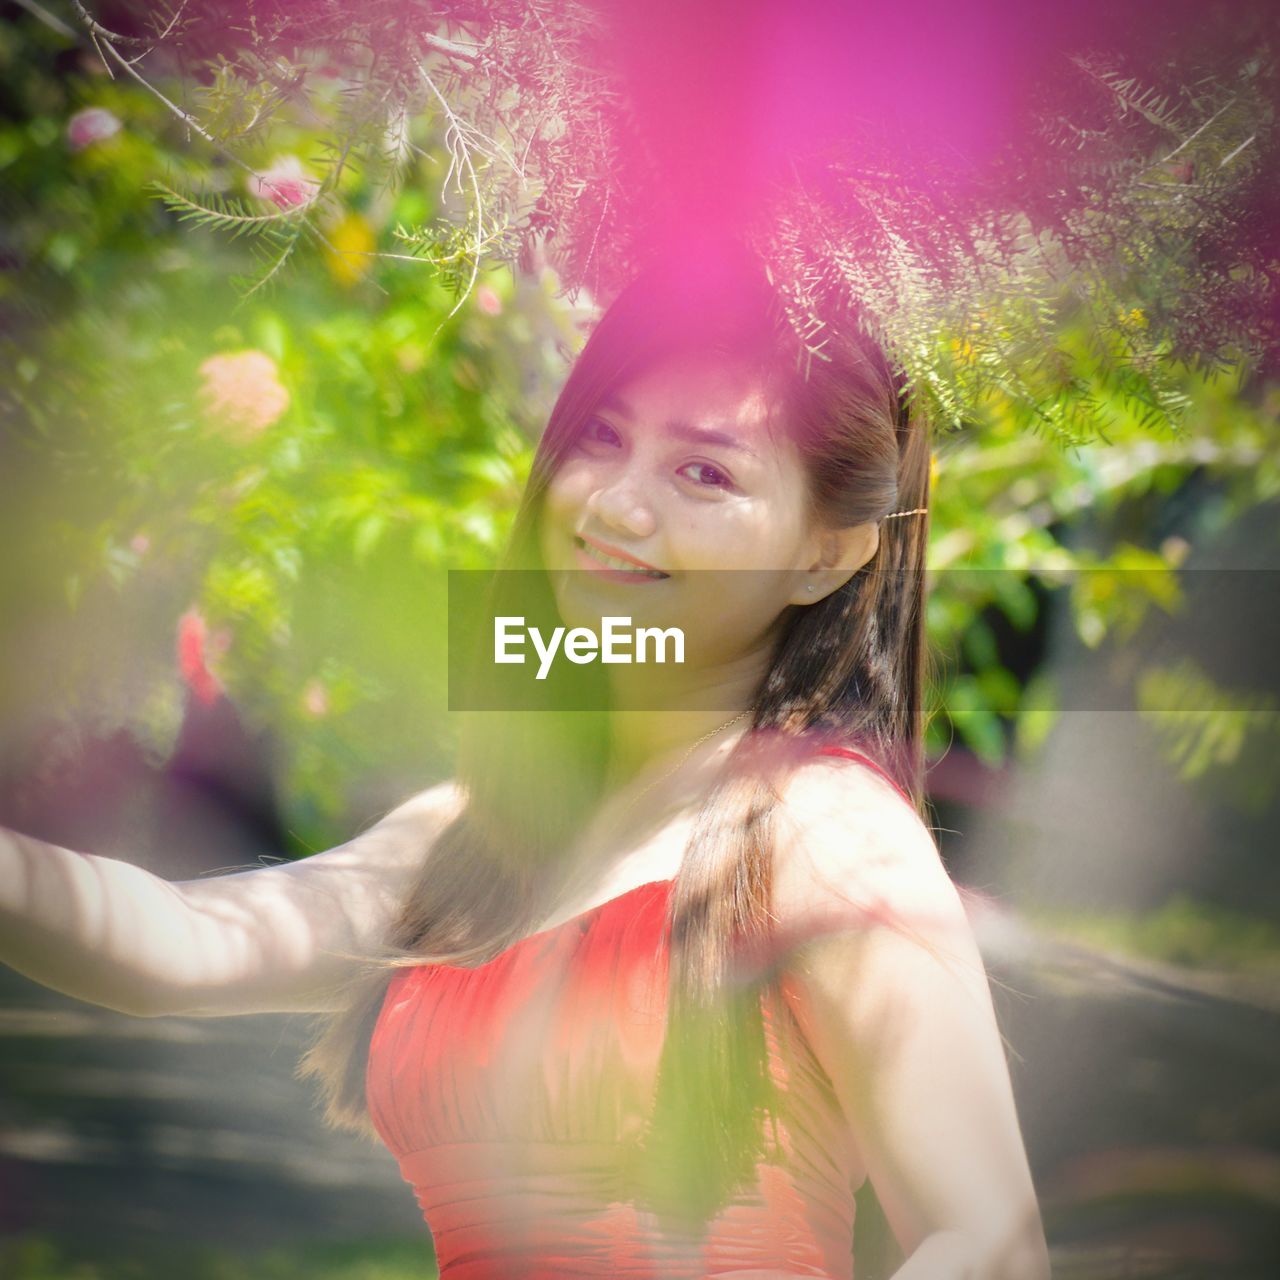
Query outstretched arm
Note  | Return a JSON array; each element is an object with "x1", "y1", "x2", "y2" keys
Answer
[
  {"x1": 0, "y1": 780, "x2": 463, "y2": 1017},
  {"x1": 774, "y1": 760, "x2": 1051, "y2": 1280}
]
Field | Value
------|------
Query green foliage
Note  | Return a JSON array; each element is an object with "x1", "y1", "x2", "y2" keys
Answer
[
  {"x1": 922, "y1": 344, "x2": 1280, "y2": 770},
  {"x1": 0, "y1": 1233, "x2": 436, "y2": 1280},
  {"x1": 51, "y1": 2, "x2": 1278, "y2": 442},
  {"x1": 2, "y1": 8, "x2": 1276, "y2": 840},
  {"x1": 1027, "y1": 893, "x2": 1280, "y2": 973},
  {"x1": 1137, "y1": 659, "x2": 1280, "y2": 813},
  {"x1": 0, "y1": 11, "x2": 583, "y2": 838}
]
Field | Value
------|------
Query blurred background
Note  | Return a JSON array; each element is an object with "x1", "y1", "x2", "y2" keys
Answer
[{"x1": 1, "y1": 2, "x2": 1278, "y2": 1278}]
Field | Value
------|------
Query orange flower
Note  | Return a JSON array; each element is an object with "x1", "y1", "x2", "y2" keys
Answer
[
  {"x1": 198, "y1": 350, "x2": 290, "y2": 440},
  {"x1": 301, "y1": 678, "x2": 330, "y2": 718}
]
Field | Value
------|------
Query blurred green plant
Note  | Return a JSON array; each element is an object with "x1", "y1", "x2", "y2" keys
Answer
[
  {"x1": 0, "y1": 13, "x2": 584, "y2": 842},
  {"x1": 1136, "y1": 659, "x2": 1280, "y2": 814},
  {"x1": 1026, "y1": 891, "x2": 1280, "y2": 973},
  {"x1": 49, "y1": 1, "x2": 1279, "y2": 444},
  {"x1": 0, "y1": 1233, "x2": 437, "y2": 1280},
  {"x1": 924, "y1": 348, "x2": 1279, "y2": 770}
]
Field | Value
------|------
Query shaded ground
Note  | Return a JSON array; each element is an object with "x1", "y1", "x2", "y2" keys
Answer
[
  {"x1": 2, "y1": 940, "x2": 1278, "y2": 1278},
  {"x1": 0, "y1": 970, "x2": 427, "y2": 1257}
]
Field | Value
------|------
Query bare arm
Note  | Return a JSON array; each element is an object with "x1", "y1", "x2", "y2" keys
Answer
[
  {"x1": 0, "y1": 780, "x2": 464, "y2": 1018},
  {"x1": 773, "y1": 761, "x2": 1051, "y2": 1280}
]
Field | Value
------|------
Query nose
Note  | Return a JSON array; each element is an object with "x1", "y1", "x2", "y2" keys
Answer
[{"x1": 585, "y1": 470, "x2": 656, "y2": 540}]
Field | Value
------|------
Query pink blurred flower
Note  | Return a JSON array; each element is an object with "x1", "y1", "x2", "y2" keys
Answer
[
  {"x1": 475, "y1": 284, "x2": 503, "y2": 315},
  {"x1": 130, "y1": 532, "x2": 150, "y2": 555},
  {"x1": 301, "y1": 679, "x2": 330, "y2": 718},
  {"x1": 198, "y1": 350, "x2": 290, "y2": 440},
  {"x1": 177, "y1": 608, "x2": 225, "y2": 706},
  {"x1": 67, "y1": 107, "x2": 121, "y2": 151},
  {"x1": 248, "y1": 156, "x2": 320, "y2": 210}
]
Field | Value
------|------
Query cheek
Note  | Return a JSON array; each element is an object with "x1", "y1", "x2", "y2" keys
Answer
[
  {"x1": 538, "y1": 470, "x2": 581, "y2": 545},
  {"x1": 543, "y1": 458, "x2": 596, "y2": 518},
  {"x1": 677, "y1": 500, "x2": 807, "y2": 572}
]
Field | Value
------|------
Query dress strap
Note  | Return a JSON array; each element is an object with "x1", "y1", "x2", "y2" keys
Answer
[{"x1": 815, "y1": 745, "x2": 914, "y2": 807}]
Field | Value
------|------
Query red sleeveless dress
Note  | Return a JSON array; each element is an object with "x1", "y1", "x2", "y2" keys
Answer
[{"x1": 365, "y1": 746, "x2": 912, "y2": 1278}]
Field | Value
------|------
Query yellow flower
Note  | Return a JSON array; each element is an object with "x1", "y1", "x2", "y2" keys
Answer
[
  {"x1": 929, "y1": 451, "x2": 940, "y2": 493},
  {"x1": 323, "y1": 212, "x2": 376, "y2": 287}
]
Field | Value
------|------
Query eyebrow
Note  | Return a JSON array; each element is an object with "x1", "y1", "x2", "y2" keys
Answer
[{"x1": 599, "y1": 393, "x2": 761, "y2": 459}]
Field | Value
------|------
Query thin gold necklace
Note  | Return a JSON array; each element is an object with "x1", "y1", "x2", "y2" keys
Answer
[{"x1": 615, "y1": 709, "x2": 751, "y2": 826}]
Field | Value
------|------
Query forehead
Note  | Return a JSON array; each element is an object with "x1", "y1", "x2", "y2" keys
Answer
[{"x1": 605, "y1": 350, "x2": 784, "y2": 444}]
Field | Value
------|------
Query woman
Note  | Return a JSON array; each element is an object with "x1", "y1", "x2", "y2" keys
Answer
[{"x1": 0, "y1": 244, "x2": 1049, "y2": 1278}]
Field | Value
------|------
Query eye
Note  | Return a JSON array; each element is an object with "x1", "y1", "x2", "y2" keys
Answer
[
  {"x1": 677, "y1": 460, "x2": 735, "y2": 490},
  {"x1": 574, "y1": 416, "x2": 622, "y2": 449}
]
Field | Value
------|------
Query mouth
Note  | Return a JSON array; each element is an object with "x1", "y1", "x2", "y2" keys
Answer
[{"x1": 572, "y1": 536, "x2": 670, "y2": 580}]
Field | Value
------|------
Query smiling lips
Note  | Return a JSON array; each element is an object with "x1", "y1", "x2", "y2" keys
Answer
[{"x1": 573, "y1": 535, "x2": 670, "y2": 581}]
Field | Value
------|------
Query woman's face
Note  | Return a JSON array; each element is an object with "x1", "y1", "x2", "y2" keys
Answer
[{"x1": 537, "y1": 350, "x2": 835, "y2": 691}]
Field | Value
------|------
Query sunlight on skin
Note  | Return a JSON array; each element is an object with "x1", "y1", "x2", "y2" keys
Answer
[
  {"x1": 167, "y1": 783, "x2": 466, "y2": 1014},
  {"x1": 0, "y1": 783, "x2": 464, "y2": 1017},
  {"x1": 771, "y1": 762, "x2": 1049, "y2": 1279}
]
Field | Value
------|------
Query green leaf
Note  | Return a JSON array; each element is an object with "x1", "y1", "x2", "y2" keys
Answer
[
  {"x1": 412, "y1": 522, "x2": 445, "y2": 562},
  {"x1": 353, "y1": 513, "x2": 387, "y2": 563}
]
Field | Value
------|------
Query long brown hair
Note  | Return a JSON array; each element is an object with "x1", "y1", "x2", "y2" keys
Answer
[{"x1": 297, "y1": 241, "x2": 932, "y2": 1229}]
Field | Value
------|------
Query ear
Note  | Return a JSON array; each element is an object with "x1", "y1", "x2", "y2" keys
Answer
[{"x1": 788, "y1": 521, "x2": 879, "y2": 606}]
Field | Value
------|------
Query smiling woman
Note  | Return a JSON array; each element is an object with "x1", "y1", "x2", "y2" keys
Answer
[
  {"x1": 530, "y1": 310, "x2": 885, "y2": 724},
  {"x1": 0, "y1": 240, "x2": 1048, "y2": 1280}
]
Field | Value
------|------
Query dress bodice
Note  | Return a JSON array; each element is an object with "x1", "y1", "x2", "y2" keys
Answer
[{"x1": 365, "y1": 746, "x2": 912, "y2": 1278}]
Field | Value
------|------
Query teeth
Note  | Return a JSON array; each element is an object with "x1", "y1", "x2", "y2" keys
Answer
[{"x1": 578, "y1": 539, "x2": 666, "y2": 577}]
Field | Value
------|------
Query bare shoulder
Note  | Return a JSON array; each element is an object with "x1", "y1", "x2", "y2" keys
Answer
[
  {"x1": 772, "y1": 756, "x2": 952, "y2": 930},
  {"x1": 765, "y1": 755, "x2": 985, "y2": 1004}
]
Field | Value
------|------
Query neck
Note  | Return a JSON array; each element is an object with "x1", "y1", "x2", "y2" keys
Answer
[{"x1": 603, "y1": 649, "x2": 766, "y2": 788}]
